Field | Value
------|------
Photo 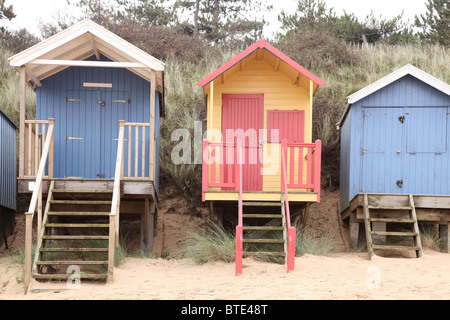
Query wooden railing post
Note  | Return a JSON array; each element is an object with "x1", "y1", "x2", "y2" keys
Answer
[
  {"x1": 22, "y1": 120, "x2": 55, "y2": 294},
  {"x1": 109, "y1": 120, "x2": 125, "y2": 283},
  {"x1": 24, "y1": 212, "x2": 33, "y2": 294},
  {"x1": 48, "y1": 118, "x2": 55, "y2": 178},
  {"x1": 107, "y1": 213, "x2": 116, "y2": 283},
  {"x1": 202, "y1": 139, "x2": 208, "y2": 202},
  {"x1": 235, "y1": 138, "x2": 243, "y2": 276},
  {"x1": 281, "y1": 139, "x2": 288, "y2": 189},
  {"x1": 314, "y1": 140, "x2": 322, "y2": 203},
  {"x1": 234, "y1": 137, "x2": 240, "y2": 192}
]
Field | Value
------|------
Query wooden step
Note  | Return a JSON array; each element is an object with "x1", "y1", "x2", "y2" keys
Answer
[
  {"x1": 52, "y1": 189, "x2": 113, "y2": 194},
  {"x1": 41, "y1": 235, "x2": 109, "y2": 240},
  {"x1": 48, "y1": 212, "x2": 110, "y2": 217},
  {"x1": 243, "y1": 214, "x2": 282, "y2": 219},
  {"x1": 36, "y1": 261, "x2": 108, "y2": 265},
  {"x1": 45, "y1": 223, "x2": 109, "y2": 228},
  {"x1": 33, "y1": 273, "x2": 108, "y2": 281},
  {"x1": 369, "y1": 218, "x2": 415, "y2": 223},
  {"x1": 243, "y1": 202, "x2": 281, "y2": 207},
  {"x1": 243, "y1": 226, "x2": 283, "y2": 231},
  {"x1": 244, "y1": 251, "x2": 285, "y2": 257},
  {"x1": 40, "y1": 248, "x2": 108, "y2": 253},
  {"x1": 49, "y1": 200, "x2": 112, "y2": 205},
  {"x1": 243, "y1": 239, "x2": 284, "y2": 244},
  {"x1": 373, "y1": 245, "x2": 421, "y2": 251},
  {"x1": 371, "y1": 231, "x2": 418, "y2": 237},
  {"x1": 368, "y1": 206, "x2": 413, "y2": 210}
]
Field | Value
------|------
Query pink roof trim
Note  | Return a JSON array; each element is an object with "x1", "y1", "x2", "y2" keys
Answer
[{"x1": 196, "y1": 39, "x2": 326, "y2": 87}]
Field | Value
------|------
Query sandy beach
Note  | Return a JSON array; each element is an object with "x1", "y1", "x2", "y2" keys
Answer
[
  {"x1": 1, "y1": 249, "x2": 449, "y2": 300},
  {"x1": 1, "y1": 189, "x2": 449, "y2": 301}
]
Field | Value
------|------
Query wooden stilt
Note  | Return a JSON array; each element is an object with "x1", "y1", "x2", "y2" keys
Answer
[
  {"x1": 209, "y1": 201, "x2": 214, "y2": 221},
  {"x1": 439, "y1": 223, "x2": 449, "y2": 253},
  {"x1": 349, "y1": 211, "x2": 360, "y2": 249},
  {"x1": 141, "y1": 198, "x2": 155, "y2": 253},
  {"x1": 0, "y1": 207, "x2": 8, "y2": 249}
]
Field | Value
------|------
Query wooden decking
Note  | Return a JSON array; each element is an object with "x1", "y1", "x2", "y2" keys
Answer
[
  {"x1": 341, "y1": 193, "x2": 450, "y2": 253},
  {"x1": 18, "y1": 178, "x2": 156, "y2": 200},
  {"x1": 204, "y1": 190, "x2": 318, "y2": 203}
]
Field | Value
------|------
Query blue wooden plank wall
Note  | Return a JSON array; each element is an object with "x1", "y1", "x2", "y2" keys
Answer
[
  {"x1": 0, "y1": 110, "x2": 17, "y2": 210},
  {"x1": 35, "y1": 55, "x2": 160, "y2": 191},
  {"x1": 340, "y1": 75, "x2": 450, "y2": 212}
]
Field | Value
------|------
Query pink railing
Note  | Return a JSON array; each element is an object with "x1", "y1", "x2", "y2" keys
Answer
[
  {"x1": 202, "y1": 139, "x2": 239, "y2": 201},
  {"x1": 281, "y1": 139, "x2": 322, "y2": 203}
]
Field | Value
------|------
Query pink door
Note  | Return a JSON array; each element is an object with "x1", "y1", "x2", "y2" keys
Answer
[{"x1": 222, "y1": 94, "x2": 264, "y2": 191}]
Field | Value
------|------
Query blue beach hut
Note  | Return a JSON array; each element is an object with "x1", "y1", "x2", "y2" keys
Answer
[
  {"x1": 9, "y1": 19, "x2": 164, "y2": 286},
  {"x1": 339, "y1": 64, "x2": 450, "y2": 256}
]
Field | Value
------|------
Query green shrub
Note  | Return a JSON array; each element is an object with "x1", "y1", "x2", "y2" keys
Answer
[{"x1": 184, "y1": 222, "x2": 235, "y2": 264}]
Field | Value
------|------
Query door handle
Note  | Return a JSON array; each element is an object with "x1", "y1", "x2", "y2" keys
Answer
[{"x1": 396, "y1": 180, "x2": 403, "y2": 188}]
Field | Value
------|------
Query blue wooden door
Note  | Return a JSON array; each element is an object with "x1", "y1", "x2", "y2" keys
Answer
[
  {"x1": 101, "y1": 91, "x2": 131, "y2": 178},
  {"x1": 65, "y1": 90, "x2": 102, "y2": 178},
  {"x1": 65, "y1": 90, "x2": 131, "y2": 179},
  {"x1": 404, "y1": 107, "x2": 449, "y2": 194},
  {"x1": 361, "y1": 107, "x2": 404, "y2": 194}
]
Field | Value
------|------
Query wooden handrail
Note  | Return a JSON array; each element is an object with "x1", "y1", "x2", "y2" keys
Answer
[
  {"x1": 108, "y1": 120, "x2": 125, "y2": 283},
  {"x1": 281, "y1": 140, "x2": 292, "y2": 229},
  {"x1": 24, "y1": 119, "x2": 54, "y2": 294},
  {"x1": 235, "y1": 138, "x2": 243, "y2": 276},
  {"x1": 281, "y1": 140, "x2": 296, "y2": 273}
]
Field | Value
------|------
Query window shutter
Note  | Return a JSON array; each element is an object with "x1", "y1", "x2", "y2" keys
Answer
[{"x1": 267, "y1": 110, "x2": 305, "y2": 143}]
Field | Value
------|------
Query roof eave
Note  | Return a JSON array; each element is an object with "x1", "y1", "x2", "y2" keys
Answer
[{"x1": 196, "y1": 39, "x2": 326, "y2": 88}]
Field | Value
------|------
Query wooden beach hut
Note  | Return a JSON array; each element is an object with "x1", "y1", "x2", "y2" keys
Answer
[
  {"x1": 0, "y1": 108, "x2": 17, "y2": 249},
  {"x1": 197, "y1": 39, "x2": 326, "y2": 274},
  {"x1": 339, "y1": 64, "x2": 450, "y2": 258},
  {"x1": 9, "y1": 19, "x2": 164, "y2": 291}
]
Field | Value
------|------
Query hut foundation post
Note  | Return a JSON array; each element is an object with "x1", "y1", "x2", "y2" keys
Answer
[
  {"x1": 141, "y1": 198, "x2": 155, "y2": 253},
  {"x1": 349, "y1": 211, "x2": 360, "y2": 249},
  {"x1": 439, "y1": 222, "x2": 450, "y2": 253}
]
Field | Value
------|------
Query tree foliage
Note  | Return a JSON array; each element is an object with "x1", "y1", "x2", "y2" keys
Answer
[
  {"x1": 176, "y1": 0, "x2": 273, "y2": 46},
  {"x1": 415, "y1": 0, "x2": 449, "y2": 46},
  {"x1": 116, "y1": 0, "x2": 177, "y2": 28},
  {"x1": 279, "y1": 0, "x2": 416, "y2": 45}
]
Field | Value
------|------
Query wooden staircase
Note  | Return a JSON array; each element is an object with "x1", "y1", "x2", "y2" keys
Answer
[
  {"x1": 363, "y1": 194, "x2": 423, "y2": 260},
  {"x1": 241, "y1": 200, "x2": 288, "y2": 263},
  {"x1": 32, "y1": 181, "x2": 113, "y2": 282}
]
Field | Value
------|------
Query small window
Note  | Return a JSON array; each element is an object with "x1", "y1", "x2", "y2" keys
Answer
[{"x1": 267, "y1": 110, "x2": 305, "y2": 143}]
